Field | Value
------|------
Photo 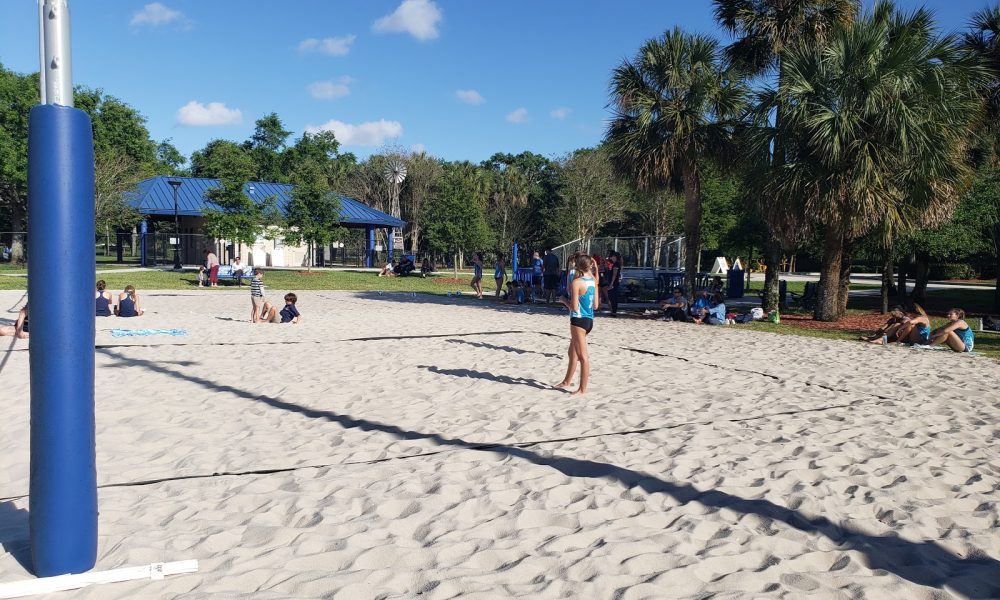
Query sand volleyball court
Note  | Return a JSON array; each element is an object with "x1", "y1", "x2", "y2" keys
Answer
[{"x1": 0, "y1": 290, "x2": 998, "y2": 599}]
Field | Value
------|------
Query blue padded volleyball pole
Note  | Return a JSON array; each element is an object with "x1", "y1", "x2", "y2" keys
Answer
[{"x1": 28, "y1": 0, "x2": 98, "y2": 577}]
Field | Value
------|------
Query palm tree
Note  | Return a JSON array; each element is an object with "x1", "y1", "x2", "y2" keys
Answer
[
  {"x1": 606, "y1": 28, "x2": 748, "y2": 296},
  {"x1": 714, "y1": 0, "x2": 858, "y2": 312},
  {"x1": 770, "y1": 1, "x2": 985, "y2": 321},
  {"x1": 489, "y1": 166, "x2": 530, "y2": 253},
  {"x1": 963, "y1": 4, "x2": 1000, "y2": 311}
]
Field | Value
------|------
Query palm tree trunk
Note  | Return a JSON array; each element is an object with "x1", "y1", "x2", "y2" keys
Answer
[
  {"x1": 897, "y1": 256, "x2": 909, "y2": 304},
  {"x1": 881, "y1": 248, "x2": 893, "y2": 314},
  {"x1": 815, "y1": 219, "x2": 845, "y2": 322},
  {"x1": 837, "y1": 236, "x2": 855, "y2": 319},
  {"x1": 682, "y1": 165, "x2": 702, "y2": 298},
  {"x1": 911, "y1": 253, "x2": 930, "y2": 302},
  {"x1": 762, "y1": 237, "x2": 782, "y2": 311}
]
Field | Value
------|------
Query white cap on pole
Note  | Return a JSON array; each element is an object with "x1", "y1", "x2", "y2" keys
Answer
[{"x1": 39, "y1": 0, "x2": 73, "y2": 107}]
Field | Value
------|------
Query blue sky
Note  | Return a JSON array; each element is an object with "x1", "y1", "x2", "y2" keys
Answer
[{"x1": 0, "y1": 0, "x2": 990, "y2": 164}]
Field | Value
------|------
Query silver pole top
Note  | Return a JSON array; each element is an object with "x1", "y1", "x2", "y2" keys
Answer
[{"x1": 39, "y1": 0, "x2": 73, "y2": 107}]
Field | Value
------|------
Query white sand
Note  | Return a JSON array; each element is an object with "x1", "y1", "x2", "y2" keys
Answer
[{"x1": 0, "y1": 289, "x2": 998, "y2": 599}]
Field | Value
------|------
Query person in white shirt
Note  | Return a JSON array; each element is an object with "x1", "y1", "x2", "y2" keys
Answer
[{"x1": 231, "y1": 256, "x2": 245, "y2": 287}]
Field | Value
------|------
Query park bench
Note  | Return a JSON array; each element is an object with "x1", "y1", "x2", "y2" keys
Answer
[{"x1": 214, "y1": 265, "x2": 254, "y2": 284}]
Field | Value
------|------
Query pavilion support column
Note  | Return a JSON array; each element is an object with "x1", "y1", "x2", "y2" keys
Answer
[
  {"x1": 365, "y1": 226, "x2": 375, "y2": 267},
  {"x1": 387, "y1": 227, "x2": 394, "y2": 260}
]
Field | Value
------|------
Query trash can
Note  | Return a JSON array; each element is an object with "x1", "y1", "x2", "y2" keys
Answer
[
  {"x1": 779, "y1": 279, "x2": 787, "y2": 307},
  {"x1": 727, "y1": 268, "x2": 744, "y2": 298}
]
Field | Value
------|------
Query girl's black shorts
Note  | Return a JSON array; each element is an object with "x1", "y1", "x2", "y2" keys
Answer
[{"x1": 570, "y1": 317, "x2": 593, "y2": 334}]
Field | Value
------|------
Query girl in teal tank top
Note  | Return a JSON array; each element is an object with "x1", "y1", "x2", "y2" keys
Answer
[
  {"x1": 929, "y1": 307, "x2": 975, "y2": 352},
  {"x1": 554, "y1": 255, "x2": 599, "y2": 396}
]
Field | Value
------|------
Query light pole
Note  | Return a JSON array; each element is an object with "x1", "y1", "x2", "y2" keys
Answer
[{"x1": 168, "y1": 179, "x2": 182, "y2": 270}]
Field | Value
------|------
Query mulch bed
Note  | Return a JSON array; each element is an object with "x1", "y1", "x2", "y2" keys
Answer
[{"x1": 781, "y1": 312, "x2": 887, "y2": 333}]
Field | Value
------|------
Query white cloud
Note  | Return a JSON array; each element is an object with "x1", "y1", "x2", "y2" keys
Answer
[
  {"x1": 506, "y1": 107, "x2": 528, "y2": 124},
  {"x1": 175, "y1": 101, "x2": 242, "y2": 127},
  {"x1": 130, "y1": 3, "x2": 183, "y2": 27},
  {"x1": 550, "y1": 107, "x2": 571, "y2": 120},
  {"x1": 305, "y1": 119, "x2": 403, "y2": 146},
  {"x1": 298, "y1": 35, "x2": 356, "y2": 56},
  {"x1": 373, "y1": 0, "x2": 442, "y2": 41},
  {"x1": 455, "y1": 89, "x2": 485, "y2": 105},
  {"x1": 410, "y1": 143, "x2": 426, "y2": 154},
  {"x1": 307, "y1": 77, "x2": 352, "y2": 100}
]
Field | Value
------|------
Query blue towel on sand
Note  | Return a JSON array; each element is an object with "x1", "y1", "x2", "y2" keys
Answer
[{"x1": 111, "y1": 328, "x2": 187, "y2": 338}]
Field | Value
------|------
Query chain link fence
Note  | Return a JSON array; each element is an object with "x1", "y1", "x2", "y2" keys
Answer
[{"x1": 551, "y1": 235, "x2": 685, "y2": 271}]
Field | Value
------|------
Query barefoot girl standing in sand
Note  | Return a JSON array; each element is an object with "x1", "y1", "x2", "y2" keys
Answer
[
  {"x1": 470, "y1": 252, "x2": 484, "y2": 299},
  {"x1": 555, "y1": 255, "x2": 599, "y2": 396}
]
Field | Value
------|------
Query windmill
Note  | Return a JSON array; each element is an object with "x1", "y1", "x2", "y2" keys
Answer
[
  {"x1": 383, "y1": 159, "x2": 407, "y2": 219},
  {"x1": 383, "y1": 159, "x2": 407, "y2": 253}
]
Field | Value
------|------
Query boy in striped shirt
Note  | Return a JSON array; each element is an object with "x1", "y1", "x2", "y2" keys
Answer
[{"x1": 250, "y1": 268, "x2": 267, "y2": 323}]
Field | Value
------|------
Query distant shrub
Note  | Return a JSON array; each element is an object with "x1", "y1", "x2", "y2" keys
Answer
[{"x1": 929, "y1": 263, "x2": 976, "y2": 280}]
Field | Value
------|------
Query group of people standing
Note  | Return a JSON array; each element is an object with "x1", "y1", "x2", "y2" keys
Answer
[{"x1": 467, "y1": 248, "x2": 622, "y2": 317}]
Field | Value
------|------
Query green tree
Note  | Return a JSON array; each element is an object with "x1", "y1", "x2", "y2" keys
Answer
[
  {"x1": 0, "y1": 65, "x2": 37, "y2": 262},
  {"x1": 965, "y1": 4, "x2": 1000, "y2": 166},
  {"x1": 284, "y1": 159, "x2": 343, "y2": 270},
  {"x1": 770, "y1": 1, "x2": 985, "y2": 321},
  {"x1": 487, "y1": 165, "x2": 531, "y2": 253},
  {"x1": 190, "y1": 140, "x2": 253, "y2": 179},
  {"x1": 481, "y1": 151, "x2": 561, "y2": 250},
  {"x1": 156, "y1": 140, "x2": 187, "y2": 175},
  {"x1": 714, "y1": 0, "x2": 858, "y2": 311},
  {"x1": 606, "y1": 28, "x2": 749, "y2": 295},
  {"x1": 401, "y1": 151, "x2": 442, "y2": 253},
  {"x1": 557, "y1": 147, "x2": 632, "y2": 243},
  {"x1": 244, "y1": 112, "x2": 291, "y2": 182},
  {"x1": 202, "y1": 142, "x2": 275, "y2": 250},
  {"x1": 282, "y1": 130, "x2": 356, "y2": 190},
  {"x1": 423, "y1": 161, "x2": 492, "y2": 272}
]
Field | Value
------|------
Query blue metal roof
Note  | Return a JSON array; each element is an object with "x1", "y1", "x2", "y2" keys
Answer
[{"x1": 127, "y1": 176, "x2": 405, "y2": 228}]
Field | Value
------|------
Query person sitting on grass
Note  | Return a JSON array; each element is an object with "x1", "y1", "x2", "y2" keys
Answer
[
  {"x1": 659, "y1": 287, "x2": 688, "y2": 322},
  {"x1": 693, "y1": 292, "x2": 727, "y2": 325},
  {"x1": 116, "y1": 285, "x2": 144, "y2": 317},
  {"x1": 420, "y1": 257, "x2": 433, "y2": 277},
  {"x1": 928, "y1": 308, "x2": 975, "y2": 352},
  {"x1": 688, "y1": 290, "x2": 710, "y2": 320},
  {"x1": 378, "y1": 259, "x2": 396, "y2": 277},
  {"x1": 260, "y1": 293, "x2": 301, "y2": 324},
  {"x1": 862, "y1": 305, "x2": 930, "y2": 345},
  {"x1": 0, "y1": 304, "x2": 28, "y2": 339}
]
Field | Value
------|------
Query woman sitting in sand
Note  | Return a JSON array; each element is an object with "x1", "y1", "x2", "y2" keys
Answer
[
  {"x1": 928, "y1": 308, "x2": 975, "y2": 353},
  {"x1": 863, "y1": 305, "x2": 930, "y2": 345},
  {"x1": 116, "y1": 285, "x2": 144, "y2": 317},
  {"x1": 0, "y1": 304, "x2": 28, "y2": 339},
  {"x1": 554, "y1": 255, "x2": 599, "y2": 396},
  {"x1": 95, "y1": 280, "x2": 114, "y2": 317}
]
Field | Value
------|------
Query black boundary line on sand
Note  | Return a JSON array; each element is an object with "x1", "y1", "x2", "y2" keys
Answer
[{"x1": 0, "y1": 399, "x2": 860, "y2": 502}]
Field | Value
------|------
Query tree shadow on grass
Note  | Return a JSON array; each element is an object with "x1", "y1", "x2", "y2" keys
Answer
[{"x1": 95, "y1": 347, "x2": 1000, "y2": 598}]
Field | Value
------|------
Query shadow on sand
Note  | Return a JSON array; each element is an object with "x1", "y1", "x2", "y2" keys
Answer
[
  {"x1": 92, "y1": 347, "x2": 1000, "y2": 598},
  {"x1": 0, "y1": 501, "x2": 32, "y2": 573}
]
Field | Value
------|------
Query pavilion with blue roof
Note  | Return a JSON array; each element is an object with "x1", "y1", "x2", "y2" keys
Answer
[{"x1": 127, "y1": 176, "x2": 405, "y2": 267}]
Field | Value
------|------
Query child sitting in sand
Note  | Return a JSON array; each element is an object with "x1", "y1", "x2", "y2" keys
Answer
[
  {"x1": 0, "y1": 304, "x2": 28, "y2": 339},
  {"x1": 928, "y1": 308, "x2": 975, "y2": 352},
  {"x1": 260, "y1": 293, "x2": 301, "y2": 324}
]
